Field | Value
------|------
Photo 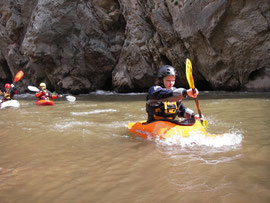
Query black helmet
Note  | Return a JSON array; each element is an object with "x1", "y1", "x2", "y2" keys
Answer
[{"x1": 158, "y1": 65, "x2": 176, "y2": 78}]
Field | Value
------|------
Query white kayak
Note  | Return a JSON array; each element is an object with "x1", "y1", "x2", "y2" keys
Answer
[{"x1": 0, "y1": 100, "x2": 20, "y2": 109}]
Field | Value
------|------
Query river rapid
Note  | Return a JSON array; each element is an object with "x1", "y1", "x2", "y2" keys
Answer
[{"x1": 0, "y1": 91, "x2": 269, "y2": 203}]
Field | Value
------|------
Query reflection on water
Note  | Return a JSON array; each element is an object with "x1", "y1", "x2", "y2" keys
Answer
[{"x1": 0, "y1": 91, "x2": 269, "y2": 203}]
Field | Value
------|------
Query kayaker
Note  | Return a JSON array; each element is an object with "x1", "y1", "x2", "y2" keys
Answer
[
  {"x1": 35, "y1": 83, "x2": 62, "y2": 100},
  {"x1": 146, "y1": 65, "x2": 199, "y2": 123},
  {"x1": 0, "y1": 83, "x2": 18, "y2": 103}
]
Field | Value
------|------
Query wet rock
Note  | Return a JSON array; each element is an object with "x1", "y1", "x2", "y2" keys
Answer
[{"x1": 0, "y1": 0, "x2": 269, "y2": 93}]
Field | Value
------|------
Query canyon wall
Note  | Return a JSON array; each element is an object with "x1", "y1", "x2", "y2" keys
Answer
[{"x1": 0, "y1": 0, "x2": 269, "y2": 93}]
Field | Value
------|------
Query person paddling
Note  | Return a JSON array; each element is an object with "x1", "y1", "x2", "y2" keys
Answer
[
  {"x1": 0, "y1": 83, "x2": 18, "y2": 103},
  {"x1": 146, "y1": 65, "x2": 199, "y2": 123},
  {"x1": 35, "y1": 83, "x2": 62, "y2": 100}
]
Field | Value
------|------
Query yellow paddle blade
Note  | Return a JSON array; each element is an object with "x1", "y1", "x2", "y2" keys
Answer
[
  {"x1": 202, "y1": 119, "x2": 208, "y2": 128},
  {"x1": 186, "y1": 58, "x2": 195, "y2": 89},
  {"x1": 186, "y1": 58, "x2": 208, "y2": 128}
]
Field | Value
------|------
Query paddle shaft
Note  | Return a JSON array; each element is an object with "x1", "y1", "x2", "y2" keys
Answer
[
  {"x1": 193, "y1": 89, "x2": 202, "y2": 118},
  {"x1": 186, "y1": 58, "x2": 208, "y2": 127},
  {"x1": 6, "y1": 70, "x2": 24, "y2": 94}
]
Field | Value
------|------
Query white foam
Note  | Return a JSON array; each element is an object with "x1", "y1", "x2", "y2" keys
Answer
[
  {"x1": 97, "y1": 121, "x2": 128, "y2": 128},
  {"x1": 93, "y1": 90, "x2": 115, "y2": 95},
  {"x1": 54, "y1": 121, "x2": 94, "y2": 129},
  {"x1": 71, "y1": 109, "x2": 117, "y2": 115},
  {"x1": 16, "y1": 93, "x2": 35, "y2": 98},
  {"x1": 156, "y1": 130, "x2": 243, "y2": 148},
  {"x1": 199, "y1": 154, "x2": 242, "y2": 165},
  {"x1": 90, "y1": 90, "x2": 146, "y2": 96}
]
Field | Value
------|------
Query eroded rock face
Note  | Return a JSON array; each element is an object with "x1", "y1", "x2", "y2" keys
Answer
[{"x1": 0, "y1": 0, "x2": 269, "y2": 93}]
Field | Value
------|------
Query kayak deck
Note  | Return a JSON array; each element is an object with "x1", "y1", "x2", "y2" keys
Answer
[
  {"x1": 0, "y1": 100, "x2": 20, "y2": 109},
  {"x1": 128, "y1": 119, "x2": 207, "y2": 139},
  {"x1": 35, "y1": 100, "x2": 55, "y2": 106}
]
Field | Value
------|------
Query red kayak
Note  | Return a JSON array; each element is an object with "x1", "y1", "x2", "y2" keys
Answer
[{"x1": 35, "y1": 100, "x2": 55, "y2": 106}]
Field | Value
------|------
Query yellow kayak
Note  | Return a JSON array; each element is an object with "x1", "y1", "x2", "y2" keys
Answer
[{"x1": 128, "y1": 119, "x2": 212, "y2": 139}]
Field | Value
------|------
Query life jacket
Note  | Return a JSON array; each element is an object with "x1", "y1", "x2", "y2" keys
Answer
[
  {"x1": 1, "y1": 87, "x2": 17, "y2": 102},
  {"x1": 36, "y1": 90, "x2": 57, "y2": 100},
  {"x1": 36, "y1": 90, "x2": 50, "y2": 100},
  {"x1": 3, "y1": 91, "x2": 11, "y2": 101},
  {"x1": 153, "y1": 101, "x2": 178, "y2": 120}
]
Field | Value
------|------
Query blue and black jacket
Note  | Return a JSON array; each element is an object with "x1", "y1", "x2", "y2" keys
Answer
[{"x1": 146, "y1": 85, "x2": 188, "y2": 122}]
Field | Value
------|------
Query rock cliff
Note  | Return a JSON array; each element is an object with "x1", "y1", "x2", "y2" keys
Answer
[{"x1": 0, "y1": 0, "x2": 269, "y2": 93}]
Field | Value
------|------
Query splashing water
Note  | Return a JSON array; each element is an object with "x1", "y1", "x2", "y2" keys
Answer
[
  {"x1": 153, "y1": 116, "x2": 243, "y2": 149},
  {"x1": 155, "y1": 130, "x2": 243, "y2": 148}
]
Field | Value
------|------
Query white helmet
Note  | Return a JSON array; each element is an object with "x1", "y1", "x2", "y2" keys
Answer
[{"x1": 40, "y1": 83, "x2": 46, "y2": 88}]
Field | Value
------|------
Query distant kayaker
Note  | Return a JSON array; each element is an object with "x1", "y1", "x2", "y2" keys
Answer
[
  {"x1": 146, "y1": 65, "x2": 199, "y2": 123},
  {"x1": 36, "y1": 83, "x2": 62, "y2": 100},
  {"x1": 0, "y1": 83, "x2": 18, "y2": 103}
]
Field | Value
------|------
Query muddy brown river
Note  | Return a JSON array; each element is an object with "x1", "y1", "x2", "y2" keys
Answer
[{"x1": 0, "y1": 91, "x2": 269, "y2": 203}]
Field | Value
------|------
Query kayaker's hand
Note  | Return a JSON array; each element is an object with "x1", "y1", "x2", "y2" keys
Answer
[
  {"x1": 187, "y1": 88, "x2": 199, "y2": 98},
  {"x1": 11, "y1": 84, "x2": 15, "y2": 88},
  {"x1": 194, "y1": 114, "x2": 204, "y2": 119}
]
